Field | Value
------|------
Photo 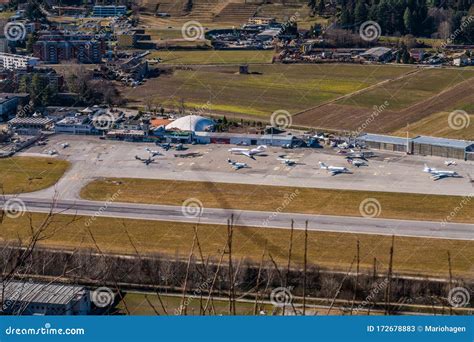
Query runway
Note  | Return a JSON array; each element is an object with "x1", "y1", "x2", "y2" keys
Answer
[{"x1": 2, "y1": 196, "x2": 473, "y2": 241}]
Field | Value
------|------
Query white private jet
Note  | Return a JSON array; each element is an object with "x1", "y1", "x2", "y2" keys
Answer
[
  {"x1": 61, "y1": 143, "x2": 69, "y2": 149},
  {"x1": 444, "y1": 160, "x2": 457, "y2": 167},
  {"x1": 46, "y1": 149, "x2": 58, "y2": 156},
  {"x1": 228, "y1": 145, "x2": 267, "y2": 159},
  {"x1": 227, "y1": 159, "x2": 248, "y2": 170},
  {"x1": 423, "y1": 164, "x2": 459, "y2": 180},
  {"x1": 319, "y1": 162, "x2": 350, "y2": 175},
  {"x1": 145, "y1": 147, "x2": 162, "y2": 157}
]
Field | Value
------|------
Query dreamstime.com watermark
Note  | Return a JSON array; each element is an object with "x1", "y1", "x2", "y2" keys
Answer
[
  {"x1": 181, "y1": 198, "x2": 204, "y2": 218},
  {"x1": 354, "y1": 278, "x2": 389, "y2": 313},
  {"x1": 2, "y1": 198, "x2": 27, "y2": 219},
  {"x1": 262, "y1": 190, "x2": 300, "y2": 226},
  {"x1": 270, "y1": 286, "x2": 293, "y2": 307},
  {"x1": 359, "y1": 198, "x2": 382, "y2": 218},
  {"x1": 441, "y1": 16, "x2": 474, "y2": 49},
  {"x1": 91, "y1": 287, "x2": 115, "y2": 308},
  {"x1": 175, "y1": 278, "x2": 213, "y2": 315},
  {"x1": 4, "y1": 323, "x2": 85, "y2": 336},
  {"x1": 84, "y1": 190, "x2": 122, "y2": 227},
  {"x1": 440, "y1": 194, "x2": 472, "y2": 226},
  {"x1": 359, "y1": 21, "x2": 381, "y2": 42},
  {"x1": 447, "y1": 287, "x2": 471, "y2": 308}
]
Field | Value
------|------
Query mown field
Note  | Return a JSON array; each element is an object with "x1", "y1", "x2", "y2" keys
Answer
[
  {"x1": 80, "y1": 178, "x2": 473, "y2": 224},
  {"x1": 1, "y1": 214, "x2": 472, "y2": 277},
  {"x1": 0, "y1": 157, "x2": 69, "y2": 194},
  {"x1": 123, "y1": 64, "x2": 413, "y2": 117}
]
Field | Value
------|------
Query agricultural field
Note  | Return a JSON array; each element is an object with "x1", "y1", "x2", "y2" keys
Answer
[
  {"x1": 122, "y1": 64, "x2": 413, "y2": 118},
  {"x1": 392, "y1": 111, "x2": 474, "y2": 140},
  {"x1": 80, "y1": 179, "x2": 474, "y2": 224},
  {"x1": 292, "y1": 67, "x2": 474, "y2": 134},
  {"x1": 148, "y1": 50, "x2": 275, "y2": 65},
  {"x1": 0, "y1": 157, "x2": 69, "y2": 194},
  {"x1": 1, "y1": 213, "x2": 472, "y2": 277}
]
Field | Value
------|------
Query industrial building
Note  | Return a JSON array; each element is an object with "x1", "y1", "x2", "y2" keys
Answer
[
  {"x1": 356, "y1": 133, "x2": 411, "y2": 152},
  {"x1": 93, "y1": 5, "x2": 127, "y2": 17},
  {"x1": 357, "y1": 133, "x2": 474, "y2": 160},
  {"x1": 8, "y1": 117, "x2": 54, "y2": 135},
  {"x1": 194, "y1": 132, "x2": 295, "y2": 147},
  {"x1": 0, "y1": 281, "x2": 91, "y2": 315},
  {"x1": 412, "y1": 136, "x2": 474, "y2": 160}
]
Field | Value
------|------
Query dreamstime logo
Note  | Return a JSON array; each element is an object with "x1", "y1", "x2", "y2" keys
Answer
[
  {"x1": 4, "y1": 22, "x2": 26, "y2": 41},
  {"x1": 181, "y1": 21, "x2": 204, "y2": 41},
  {"x1": 359, "y1": 198, "x2": 382, "y2": 218},
  {"x1": 91, "y1": 287, "x2": 115, "y2": 308},
  {"x1": 181, "y1": 198, "x2": 204, "y2": 218},
  {"x1": 448, "y1": 110, "x2": 470, "y2": 130},
  {"x1": 270, "y1": 110, "x2": 292, "y2": 129},
  {"x1": 3, "y1": 198, "x2": 27, "y2": 219},
  {"x1": 447, "y1": 287, "x2": 470, "y2": 308},
  {"x1": 270, "y1": 287, "x2": 293, "y2": 307},
  {"x1": 93, "y1": 113, "x2": 115, "y2": 130},
  {"x1": 359, "y1": 21, "x2": 381, "y2": 42}
]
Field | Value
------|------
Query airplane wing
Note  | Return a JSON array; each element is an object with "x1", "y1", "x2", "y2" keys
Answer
[{"x1": 241, "y1": 151, "x2": 255, "y2": 159}]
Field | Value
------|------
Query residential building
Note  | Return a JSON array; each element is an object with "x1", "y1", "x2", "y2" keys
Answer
[{"x1": 0, "y1": 52, "x2": 39, "y2": 70}]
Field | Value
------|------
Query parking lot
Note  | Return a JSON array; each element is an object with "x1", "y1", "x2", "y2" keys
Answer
[{"x1": 20, "y1": 134, "x2": 474, "y2": 200}]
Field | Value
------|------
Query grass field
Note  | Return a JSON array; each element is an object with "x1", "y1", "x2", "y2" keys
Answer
[
  {"x1": 337, "y1": 68, "x2": 474, "y2": 110},
  {"x1": 123, "y1": 64, "x2": 413, "y2": 117},
  {"x1": 80, "y1": 179, "x2": 473, "y2": 224},
  {"x1": 0, "y1": 157, "x2": 69, "y2": 194},
  {"x1": 392, "y1": 111, "x2": 474, "y2": 140},
  {"x1": 149, "y1": 50, "x2": 275, "y2": 65},
  {"x1": 1, "y1": 214, "x2": 472, "y2": 277}
]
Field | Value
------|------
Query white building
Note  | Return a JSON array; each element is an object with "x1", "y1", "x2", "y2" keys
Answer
[
  {"x1": 165, "y1": 115, "x2": 215, "y2": 132},
  {"x1": 0, "y1": 53, "x2": 39, "y2": 70}
]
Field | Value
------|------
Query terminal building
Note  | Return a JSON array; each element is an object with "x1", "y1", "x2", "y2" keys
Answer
[{"x1": 1, "y1": 281, "x2": 91, "y2": 315}]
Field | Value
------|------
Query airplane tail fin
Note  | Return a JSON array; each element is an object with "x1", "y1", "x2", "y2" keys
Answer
[{"x1": 319, "y1": 162, "x2": 328, "y2": 169}]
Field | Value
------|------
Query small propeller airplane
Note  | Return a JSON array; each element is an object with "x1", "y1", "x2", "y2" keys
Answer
[
  {"x1": 347, "y1": 158, "x2": 367, "y2": 167},
  {"x1": 444, "y1": 160, "x2": 457, "y2": 166},
  {"x1": 227, "y1": 159, "x2": 249, "y2": 170},
  {"x1": 319, "y1": 162, "x2": 351, "y2": 175},
  {"x1": 277, "y1": 157, "x2": 297, "y2": 166},
  {"x1": 61, "y1": 142, "x2": 69, "y2": 149},
  {"x1": 145, "y1": 147, "x2": 162, "y2": 157},
  {"x1": 135, "y1": 155, "x2": 156, "y2": 165},
  {"x1": 423, "y1": 164, "x2": 459, "y2": 180}
]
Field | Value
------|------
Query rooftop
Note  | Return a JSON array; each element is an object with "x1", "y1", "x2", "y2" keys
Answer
[
  {"x1": 413, "y1": 136, "x2": 474, "y2": 149},
  {"x1": 357, "y1": 133, "x2": 412, "y2": 145},
  {"x1": 9, "y1": 117, "x2": 53, "y2": 125},
  {"x1": 0, "y1": 281, "x2": 87, "y2": 305}
]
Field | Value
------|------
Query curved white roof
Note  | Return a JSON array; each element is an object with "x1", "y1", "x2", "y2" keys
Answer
[{"x1": 165, "y1": 115, "x2": 214, "y2": 132}]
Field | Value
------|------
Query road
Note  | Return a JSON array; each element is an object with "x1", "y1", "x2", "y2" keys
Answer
[{"x1": 2, "y1": 196, "x2": 473, "y2": 241}]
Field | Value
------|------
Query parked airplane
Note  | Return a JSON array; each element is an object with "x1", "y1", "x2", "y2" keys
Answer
[
  {"x1": 46, "y1": 149, "x2": 58, "y2": 155},
  {"x1": 277, "y1": 157, "x2": 297, "y2": 166},
  {"x1": 319, "y1": 162, "x2": 350, "y2": 175},
  {"x1": 423, "y1": 164, "x2": 459, "y2": 180},
  {"x1": 444, "y1": 160, "x2": 457, "y2": 166},
  {"x1": 145, "y1": 147, "x2": 162, "y2": 157},
  {"x1": 135, "y1": 155, "x2": 156, "y2": 165},
  {"x1": 228, "y1": 145, "x2": 267, "y2": 159},
  {"x1": 61, "y1": 143, "x2": 69, "y2": 149},
  {"x1": 346, "y1": 149, "x2": 375, "y2": 161},
  {"x1": 347, "y1": 158, "x2": 367, "y2": 167},
  {"x1": 227, "y1": 159, "x2": 248, "y2": 170},
  {"x1": 158, "y1": 143, "x2": 172, "y2": 151}
]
